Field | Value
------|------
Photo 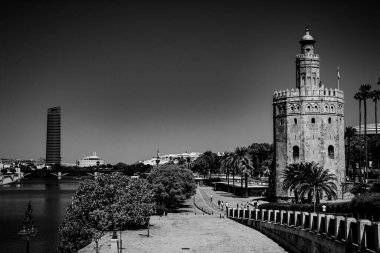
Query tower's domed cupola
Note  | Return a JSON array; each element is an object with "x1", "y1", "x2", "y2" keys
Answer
[{"x1": 300, "y1": 27, "x2": 315, "y2": 44}]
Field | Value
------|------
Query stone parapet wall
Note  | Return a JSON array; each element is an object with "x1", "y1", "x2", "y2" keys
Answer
[
  {"x1": 227, "y1": 207, "x2": 380, "y2": 253},
  {"x1": 273, "y1": 87, "x2": 344, "y2": 100}
]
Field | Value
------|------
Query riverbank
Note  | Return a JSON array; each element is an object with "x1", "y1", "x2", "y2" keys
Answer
[{"x1": 79, "y1": 187, "x2": 286, "y2": 253}]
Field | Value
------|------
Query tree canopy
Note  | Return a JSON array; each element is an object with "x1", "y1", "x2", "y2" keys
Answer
[
  {"x1": 148, "y1": 164, "x2": 196, "y2": 210},
  {"x1": 57, "y1": 173, "x2": 154, "y2": 253}
]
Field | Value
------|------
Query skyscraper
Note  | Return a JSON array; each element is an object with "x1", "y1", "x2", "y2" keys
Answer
[{"x1": 46, "y1": 106, "x2": 61, "y2": 165}]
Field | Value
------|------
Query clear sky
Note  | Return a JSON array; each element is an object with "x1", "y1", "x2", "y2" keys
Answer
[{"x1": 1, "y1": 0, "x2": 379, "y2": 164}]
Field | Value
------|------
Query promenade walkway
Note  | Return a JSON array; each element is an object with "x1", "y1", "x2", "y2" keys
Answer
[
  {"x1": 79, "y1": 187, "x2": 285, "y2": 253},
  {"x1": 195, "y1": 186, "x2": 267, "y2": 216}
]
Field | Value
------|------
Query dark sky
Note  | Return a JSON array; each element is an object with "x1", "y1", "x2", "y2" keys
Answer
[{"x1": 1, "y1": 0, "x2": 379, "y2": 164}]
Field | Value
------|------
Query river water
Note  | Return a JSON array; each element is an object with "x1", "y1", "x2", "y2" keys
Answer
[{"x1": 0, "y1": 178, "x2": 80, "y2": 253}]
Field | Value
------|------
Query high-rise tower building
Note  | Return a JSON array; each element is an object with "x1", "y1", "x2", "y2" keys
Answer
[
  {"x1": 46, "y1": 106, "x2": 61, "y2": 165},
  {"x1": 273, "y1": 28, "x2": 345, "y2": 198}
]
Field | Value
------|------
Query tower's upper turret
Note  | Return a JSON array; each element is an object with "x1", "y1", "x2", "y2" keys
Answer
[
  {"x1": 296, "y1": 27, "x2": 320, "y2": 89},
  {"x1": 300, "y1": 27, "x2": 316, "y2": 54}
]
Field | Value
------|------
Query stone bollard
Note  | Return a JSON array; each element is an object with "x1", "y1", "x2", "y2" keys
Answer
[
  {"x1": 334, "y1": 216, "x2": 345, "y2": 240},
  {"x1": 294, "y1": 211, "x2": 301, "y2": 227},
  {"x1": 357, "y1": 219, "x2": 371, "y2": 250},
  {"x1": 373, "y1": 222, "x2": 380, "y2": 253},
  {"x1": 345, "y1": 217, "x2": 357, "y2": 244},
  {"x1": 317, "y1": 213, "x2": 326, "y2": 234},
  {"x1": 287, "y1": 211, "x2": 294, "y2": 227},
  {"x1": 274, "y1": 210, "x2": 280, "y2": 224},
  {"x1": 325, "y1": 215, "x2": 335, "y2": 238},
  {"x1": 280, "y1": 210, "x2": 287, "y2": 225},
  {"x1": 310, "y1": 213, "x2": 318, "y2": 232},
  {"x1": 302, "y1": 212, "x2": 309, "y2": 230},
  {"x1": 267, "y1": 210, "x2": 273, "y2": 223}
]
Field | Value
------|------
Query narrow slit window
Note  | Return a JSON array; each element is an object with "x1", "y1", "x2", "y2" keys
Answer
[
  {"x1": 328, "y1": 145, "x2": 334, "y2": 159},
  {"x1": 293, "y1": 146, "x2": 300, "y2": 161}
]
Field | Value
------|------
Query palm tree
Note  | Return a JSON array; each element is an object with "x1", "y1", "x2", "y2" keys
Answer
[
  {"x1": 354, "y1": 91, "x2": 363, "y2": 181},
  {"x1": 220, "y1": 152, "x2": 232, "y2": 193},
  {"x1": 345, "y1": 126, "x2": 357, "y2": 180},
  {"x1": 232, "y1": 147, "x2": 252, "y2": 197},
  {"x1": 359, "y1": 84, "x2": 372, "y2": 181},
  {"x1": 195, "y1": 151, "x2": 215, "y2": 180},
  {"x1": 282, "y1": 163, "x2": 302, "y2": 203},
  {"x1": 297, "y1": 162, "x2": 337, "y2": 211},
  {"x1": 371, "y1": 89, "x2": 380, "y2": 134}
]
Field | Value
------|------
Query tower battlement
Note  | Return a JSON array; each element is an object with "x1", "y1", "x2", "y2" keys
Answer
[{"x1": 273, "y1": 87, "x2": 344, "y2": 99}]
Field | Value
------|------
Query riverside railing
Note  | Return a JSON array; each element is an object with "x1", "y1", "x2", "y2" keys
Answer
[{"x1": 227, "y1": 208, "x2": 380, "y2": 253}]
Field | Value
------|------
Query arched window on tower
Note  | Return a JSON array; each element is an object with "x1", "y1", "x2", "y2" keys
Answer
[
  {"x1": 301, "y1": 74, "x2": 305, "y2": 86},
  {"x1": 328, "y1": 117, "x2": 332, "y2": 124},
  {"x1": 293, "y1": 146, "x2": 300, "y2": 161},
  {"x1": 328, "y1": 145, "x2": 334, "y2": 159},
  {"x1": 311, "y1": 118, "x2": 315, "y2": 124},
  {"x1": 294, "y1": 118, "x2": 297, "y2": 125}
]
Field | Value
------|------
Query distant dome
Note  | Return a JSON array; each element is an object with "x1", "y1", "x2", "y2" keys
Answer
[{"x1": 301, "y1": 27, "x2": 314, "y2": 41}]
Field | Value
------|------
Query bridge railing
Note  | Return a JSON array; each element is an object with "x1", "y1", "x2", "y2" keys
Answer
[{"x1": 227, "y1": 207, "x2": 380, "y2": 253}]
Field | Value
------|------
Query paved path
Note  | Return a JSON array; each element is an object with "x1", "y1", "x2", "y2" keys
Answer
[
  {"x1": 196, "y1": 186, "x2": 267, "y2": 215},
  {"x1": 79, "y1": 187, "x2": 286, "y2": 253}
]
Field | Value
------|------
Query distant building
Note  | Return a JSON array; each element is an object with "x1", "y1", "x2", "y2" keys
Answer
[
  {"x1": 46, "y1": 107, "x2": 61, "y2": 165},
  {"x1": 77, "y1": 152, "x2": 105, "y2": 167},
  {"x1": 141, "y1": 151, "x2": 201, "y2": 166},
  {"x1": 273, "y1": 28, "x2": 345, "y2": 198},
  {"x1": 353, "y1": 123, "x2": 380, "y2": 136}
]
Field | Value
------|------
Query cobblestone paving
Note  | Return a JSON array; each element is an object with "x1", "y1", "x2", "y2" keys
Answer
[{"x1": 79, "y1": 187, "x2": 287, "y2": 253}]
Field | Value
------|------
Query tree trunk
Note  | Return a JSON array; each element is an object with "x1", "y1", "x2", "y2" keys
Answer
[
  {"x1": 347, "y1": 139, "x2": 351, "y2": 179},
  {"x1": 232, "y1": 173, "x2": 235, "y2": 194},
  {"x1": 364, "y1": 98, "x2": 368, "y2": 181},
  {"x1": 227, "y1": 171, "x2": 230, "y2": 193},
  {"x1": 376, "y1": 100, "x2": 378, "y2": 135},
  {"x1": 241, "y1": 173, "x2": 243, "y2": 197},
  {"x1": 359, "y1": 99, "x2": 362, "y2": 182}
]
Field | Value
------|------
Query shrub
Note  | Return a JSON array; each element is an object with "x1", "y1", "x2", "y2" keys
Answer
[
  {"x1": 350, "y1": 193, "x2": 380, "y2": 220},
  {"x1": 258, "y1": 201, "x2": 352, "y2": 214},
  {"x1": 369, "y1": 182, "x2": 380, "y2": 193},
  {"x1": 350, "y1": 182, "x2": 368, "y2": 196}
]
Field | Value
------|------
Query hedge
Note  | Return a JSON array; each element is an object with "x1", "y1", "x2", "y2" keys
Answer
[{"x1": 258, "y1": 201, "x2": 352, "y2": 214}]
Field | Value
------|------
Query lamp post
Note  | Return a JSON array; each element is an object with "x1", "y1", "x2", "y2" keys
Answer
[{"x1": 18, "y1": 201, "x2": 38, "y2": 253}]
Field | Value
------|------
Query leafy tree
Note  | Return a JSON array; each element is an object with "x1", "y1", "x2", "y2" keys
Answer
[
  {"x1": 58, "y1": 173, "x2": 154, "y2": 253},
  {"x1": 148, "y1": 164, "x2": 196, "y2": 210}
]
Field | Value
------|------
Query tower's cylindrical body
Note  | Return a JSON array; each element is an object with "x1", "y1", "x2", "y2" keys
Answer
[{"x1": 273, "y1": 29, "x2": 345, "y2": 199}]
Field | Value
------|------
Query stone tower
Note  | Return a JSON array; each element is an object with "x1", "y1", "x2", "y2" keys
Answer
[{"x1": 273, "y1": 28, "x2": 345, "y2": 199}]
